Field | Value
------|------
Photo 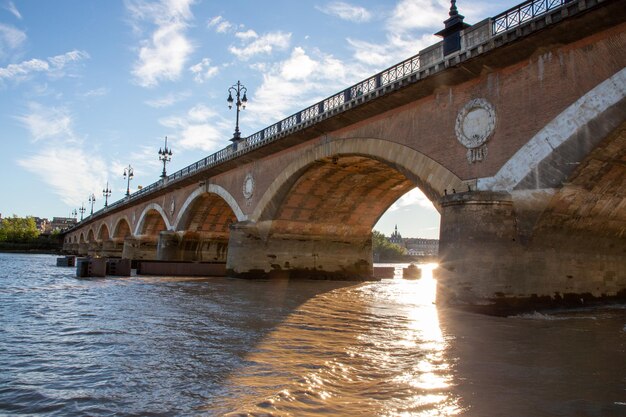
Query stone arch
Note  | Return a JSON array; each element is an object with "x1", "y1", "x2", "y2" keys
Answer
[
  {"x1": 97, "y1": 223, "x2": 110, "y2": 241},
  {"x1": 79, "y1": 232, "x2": 86, "y2": 244},
  {"x1": 478, "y1": 67, "x2": 626, "y2": 192},
  {"x1": 174, "y1": 186, "x2": 241, "y2": 234},
  {"x1": 134, "y1": 203, "x2": 171, "y2": 236},
  {"x1": 86, "y1": 228, "x2": 95, "y2": 243},
  {"x1": 112, "y1": 217, "x2": 132, "y2": 240},
  {"x1": 174, "y1": 184, "x2": 245, "y2": 230},
  {"x1": 252, "y1": 137, "x2": 463, "y2": 224}
]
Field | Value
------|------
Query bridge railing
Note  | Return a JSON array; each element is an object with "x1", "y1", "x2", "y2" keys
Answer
[
  {"x1": 492, "y1": 0, "x2": 573, "y2": 34},
  {"x1": 70, "y1": 0, "x2": 580, "y2": 231}
]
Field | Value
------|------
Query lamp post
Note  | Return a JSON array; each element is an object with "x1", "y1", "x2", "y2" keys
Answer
[
  {"x1": 78, "y1": 204, "x2": 86, "y2": 221},
  {"x1": 123, "y1": 165, "x2": 134, "y2": 197},
  {"x1": 103, "y1": 181, "x2": 111, "y2": 207},
  {"x1": 71, "y1": 209, "x2": 77, "y2": 220},
  {"x1": 88, "y1": 193, "x2": 96, "y2": 215},
  {"x1": 158, "y1": 136, "x2": 172, "y2": 179},
  {"x1": 227, "y1": 80, "x2": 248, "y2": 146}
]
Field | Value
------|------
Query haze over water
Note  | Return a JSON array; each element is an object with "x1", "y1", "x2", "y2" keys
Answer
[{"x1": 0, "y1": 253, "x2": 624, "y2": 416}]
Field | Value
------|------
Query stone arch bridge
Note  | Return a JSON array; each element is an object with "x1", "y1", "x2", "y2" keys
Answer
[{"x1": 63, "y1": 0, "x2": 626, "y2": 312}]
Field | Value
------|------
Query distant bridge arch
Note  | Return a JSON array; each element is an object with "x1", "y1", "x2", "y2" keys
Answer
[
  {"x1": 112, "y1": 217, "x2": 132, "y2": 240},
  {"x1": 174, "y1": 184, "x2": 245, "y2": 232},
  {"x1": 134, "y1": 203, "x2": 171, "y2": 236},
  {"x1": 97, "y1": 223, "x2": 110, "y2": 242}
]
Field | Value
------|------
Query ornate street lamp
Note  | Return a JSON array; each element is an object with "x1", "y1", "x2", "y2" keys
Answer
[
  {"x1": 71, "y1": 209, "x2": 77, "y2": 220},
  {"x1": 227, "y1": 80, "x2": 248, "y2": 145},
  {"x1": 78, "y1": 204, "x2": 86, "y2": 221},
  {"x1": 158, "y1": 136, "x2": 173, "y2": 179},
  {"x1": 88, "y1": 193, "x2": 96, "y2": 215},
  {"x1": 103, "y1": 181, "x2": 111, "y2": 207},
  {"x1": 123, "y1": 164, "x2": 134, "y2": 197}
]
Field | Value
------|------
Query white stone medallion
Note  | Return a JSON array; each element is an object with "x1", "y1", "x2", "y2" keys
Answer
[
  {"x1": 243, "y1": 172, "x2": 255, "y2": 200},
  {"x1": 169, "y1": 197, "x2": 176, "y2": 216},
  {"x1": 455, "y1": 98, "x2": 496, "y2": 163}
]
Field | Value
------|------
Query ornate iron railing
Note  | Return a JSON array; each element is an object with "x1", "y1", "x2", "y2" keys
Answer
[
  {"x1": 492, "y1": 0, "x2": 573, "y2": 34},
  {"x1": 72, "y1": 0, "x2": 579, "y2": 229}
]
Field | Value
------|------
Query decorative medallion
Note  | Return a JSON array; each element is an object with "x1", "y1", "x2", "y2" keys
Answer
[
  {"x1": 455, "y1": 98, "x2": 496, "y2": 163},
  {"x1": 169, "y1": 197, "x2": 175, "y2": 216},
  {"x1": 243, "y1": 172, "x2": 255, "y2": 200}
]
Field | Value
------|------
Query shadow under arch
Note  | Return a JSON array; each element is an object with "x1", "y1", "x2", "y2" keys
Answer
[
  {"x1": 86, "y1": 228, "x2": 95, "y2": 243},
  {"x1": 173, "y1": 184, "x2": 246, "y2": 231},
  {"x1": 156, "y1": 185, "x2": 243, "y2": 262},
  {"x1": 252, "y1": 137, "x2": 464, "y2": 224},
  {"x1": 134, "y1": 203, "x2": 172, "y2": 236},
  {"x1": 97, "y1": 222, "x2": 110, "y2": 241},
  {"x1": 112, "y1": 216, "x2": 132, "y2": 240}
]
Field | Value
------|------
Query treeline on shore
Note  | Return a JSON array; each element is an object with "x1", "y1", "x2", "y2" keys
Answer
[{"x1": 0, "y1": 215, "x2": 62, "y2": 253}]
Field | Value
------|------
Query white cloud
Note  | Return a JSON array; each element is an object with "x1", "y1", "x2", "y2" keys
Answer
[
  {"x1": 14, "y1": 100, "x2": 108, "y2": 206},
  {"x1": 159, "y1": 104, "x2": 230, "y2": 152},
  {"x1": 189, "y1": 58, "x2": 219, "y2": 83},
  {"x1": 14, "y1": 103, "x2": 78, "y2": 142},
  {"x1": 229, "y1": 31, "x2": 291, "y2": 60},
  {"x1": 0, "y1": 23, "x2": 26, "y2": 58},
  {"x1": 18, "y1": 147, "x2": 108, "y2": 207},
  {"x1": 388, "y1": 187, "x2": 435, "y2": 211},
  {"x1": 207, "y1": 15, "x2": 233, "y2": 33},
  {"x1": 235, "y1": 29, "x2": 257, "y2": 40},
  {"x1": 348, "y1": 32, "x2": 438, "y2": 67},
  {"x1": 0, "y1": 50, "x2": 89, "y2": 81},
  {"x1": 250, "y1": 47, "x2": 351, "y2": 125},
  {"x1": 82, "y1": 87, "x2": 109, "y2": 98},
  {"x1": 3, "y1": 1, "x2": 21, "y2": 19},
  {"x1": 127, "y1": 0, "x2": 195, "y2": 88},
  {"x1": 344, "y1": 0, "x2": 448, "y2": 69},
  {"x1": 317, "y1": 2, "x2": 372, "y2": 23},
  {"x1": 144, "y1": 90, "x2": 191, "y2": 108},
  {"x1": 389, "y1": 0, "x2": 448, "y2": 33}
]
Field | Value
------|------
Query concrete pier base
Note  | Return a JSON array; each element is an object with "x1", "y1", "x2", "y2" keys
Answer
[
  {"x1": 226, "y1": 221, "x2": 375, "y2": 280},
  {"x1": 122, "y1": 236, "x2": 158, "y2": 260},
  {"x1": 437, "y1": 191, "x2": 626, "y2": 314},
  {"x1": 156, "y1": 231, "x2": 229, "y2": 262}
]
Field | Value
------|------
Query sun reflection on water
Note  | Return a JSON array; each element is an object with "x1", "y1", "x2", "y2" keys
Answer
[{"x1": 211, "y1": 263, "x2": 462, "y2": 416}]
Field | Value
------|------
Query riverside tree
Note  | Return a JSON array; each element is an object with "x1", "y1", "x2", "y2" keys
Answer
[
  {"x1": 372, "y1": 230, "x2": 406, "y2": 261},
  {"x1": 0, "y1": 215, "x2": 39, "y2": 242}
]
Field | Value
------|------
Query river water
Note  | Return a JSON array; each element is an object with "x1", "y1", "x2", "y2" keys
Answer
[{"x1": 0, "y1": 253, "x2": 624, "y2": 416}]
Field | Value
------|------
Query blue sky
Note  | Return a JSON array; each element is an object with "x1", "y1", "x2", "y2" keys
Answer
[{"x1": 0, "y1": 0, "x2": 520, "y2": 239}]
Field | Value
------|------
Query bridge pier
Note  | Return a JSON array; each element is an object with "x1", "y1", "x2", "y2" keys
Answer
[
  {"x1": 156, "y1": 231, "x2": 229, "y2": 262},
  {"x1": 122, "y1": 236, "x2": 158, "y2": 260},
  {"x1": 100, "y1": 239, "x2": 124, "y2": 258},
  {"x1": 226, "y1": 221, "x2": 374, "y2": 280},
  {"x1": 77, "y1": 242, "x2": 89, "y2": 256},
  {"x1": 437, "y1": 191, "x2": 626, "y2": 314}
]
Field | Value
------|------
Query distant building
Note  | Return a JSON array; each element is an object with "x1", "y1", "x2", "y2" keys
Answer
[
  {"x1": 386, "y1": 224, "x2": 439, "y2": 256},
  {"x1": 405, "y1": 238, "x2": 439, "y2": 256},
  {"x1": 50, "y1": 217, "x2": 77, "y2": 232},
  {"x1": 389, "y1": 225, "x2": 404, "y2": 247},
  {"x1": 33, "y1": 217, "x2": 52, "y2": 234}
]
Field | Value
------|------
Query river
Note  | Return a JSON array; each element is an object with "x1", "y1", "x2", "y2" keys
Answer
[{"x1": 0, "y1": 253, "x2": 624, "y2": 416}]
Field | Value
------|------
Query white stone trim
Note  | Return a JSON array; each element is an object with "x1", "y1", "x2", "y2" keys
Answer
[
  {"x1": 477, "y1": 67, "x2": 626, "y2": 191},
  {"x1": 173, "y1": 183, "x2": 246, "y2": 231},
  {"x1": 133, "y1": 203, "x2": 173, "y2": 236}
]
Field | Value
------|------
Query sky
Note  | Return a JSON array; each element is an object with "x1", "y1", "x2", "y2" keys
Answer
[{"x1": 0, "y1": 0, "x2": 521, "y2": 239}]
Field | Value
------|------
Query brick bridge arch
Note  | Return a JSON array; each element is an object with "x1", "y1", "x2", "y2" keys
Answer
[
  {"x1": 252, "y1": 137, "x2": 464, "y2": 223},
  {"x1": 134, "y1": 203, "x2": 172, "y2": 236}
]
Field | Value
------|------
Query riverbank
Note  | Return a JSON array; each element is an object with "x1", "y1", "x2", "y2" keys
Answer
[{"x1": 0, "y1": 240, "x2": 62, "y2": 254}]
